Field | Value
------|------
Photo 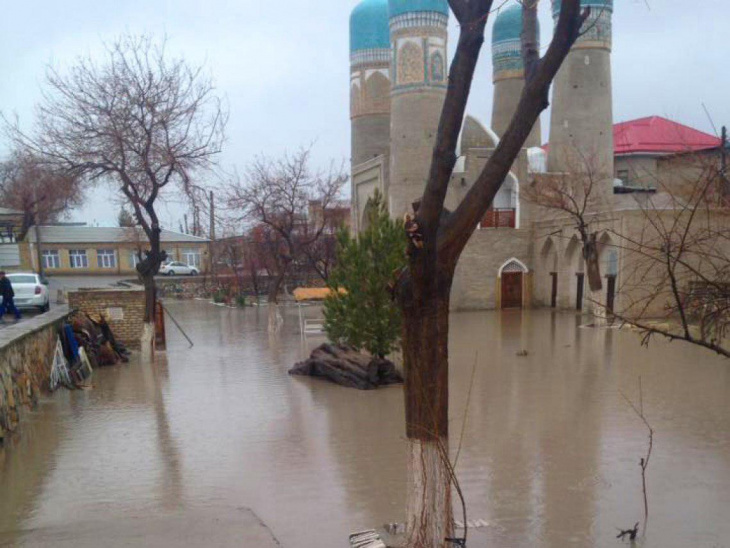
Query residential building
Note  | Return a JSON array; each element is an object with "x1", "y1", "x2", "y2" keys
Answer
[
  {"x1": 21, "y1": 225, "x2": 210, "y2": 275},
  {"x1": 0, "y1": 207, "x2": 24, "y2": 268}
]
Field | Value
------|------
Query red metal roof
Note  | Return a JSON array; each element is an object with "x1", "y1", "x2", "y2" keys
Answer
[
  {"x1": 613, "y1": 116, "x2": 721, "y2": 155},
  {"x1": 542, "y1": 116, "x2": 722, "y2": 156}
]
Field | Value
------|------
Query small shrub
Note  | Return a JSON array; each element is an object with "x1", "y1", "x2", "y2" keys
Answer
[{"x1": 212, "y1": 288, "x2": 226, "y2": 303}]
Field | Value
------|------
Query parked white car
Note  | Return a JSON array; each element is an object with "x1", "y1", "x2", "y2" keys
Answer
[
  {"x1": 0, "y1": 272, "x2": 50, "y2": 312},
  {"x1": 159, "y1": 261, "x2": 199, "y2": 276}
]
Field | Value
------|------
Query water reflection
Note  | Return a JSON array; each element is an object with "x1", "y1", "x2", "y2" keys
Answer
[{"x1": 0, "y1": 302, "x2": 729, "y2": 547}]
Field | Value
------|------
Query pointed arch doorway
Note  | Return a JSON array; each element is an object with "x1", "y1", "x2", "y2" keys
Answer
[{"x1": 499, "y1": 258, "x2": 528, "y2": 309}]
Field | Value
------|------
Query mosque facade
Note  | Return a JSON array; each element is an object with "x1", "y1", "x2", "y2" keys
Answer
[{"x1": 348, "y1": 0, "x2": 724, "y2": 315}]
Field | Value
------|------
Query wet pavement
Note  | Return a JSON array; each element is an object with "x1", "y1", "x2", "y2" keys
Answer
[
  {"x1": 0, "y1": 276, "x2": 130, "y2": 330},
  {"x1": 0, "y1": 301, "x2": 729, "y2": 547},
  {"x1": 46, "y1": 275, "x2": 132, "y2": 294}
]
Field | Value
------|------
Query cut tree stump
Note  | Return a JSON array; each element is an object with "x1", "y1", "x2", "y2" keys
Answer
[{"x1": 289, "y1": 344, "x2": 403, "y2": 390}]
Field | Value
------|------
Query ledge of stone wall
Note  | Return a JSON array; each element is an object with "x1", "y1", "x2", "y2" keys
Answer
[
  {"x1": 0, "y1": 306, "x2": 71, "y2": 350},
  {"x1": 0, "y1": 306, "x2": 71, "y2": 443}
]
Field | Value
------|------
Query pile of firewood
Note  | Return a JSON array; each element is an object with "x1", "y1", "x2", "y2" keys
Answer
[{"x1": 289, "y1": 344, "x2": 403, "y2": 390}]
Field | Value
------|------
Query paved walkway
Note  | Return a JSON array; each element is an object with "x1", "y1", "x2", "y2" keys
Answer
[
  {"x1": 0, "y1": 306, "x2": 70, "y2": 346},
  {"x1": 0, "y1": 508, "x2": 282, "y2": 547}
]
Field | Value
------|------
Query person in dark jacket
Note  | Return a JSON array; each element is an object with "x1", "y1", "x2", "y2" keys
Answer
[{"x1": 0, "y1": 271, "x2": 22, "y2": 320}]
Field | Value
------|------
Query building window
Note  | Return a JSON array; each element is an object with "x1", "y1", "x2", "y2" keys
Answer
[
  {"x1": 617, "y1": 169, "x2": 629, "y2": 184},
  {"x1": 69, "y1": 249, "x2": 88, "y2": 269},
  {"x1": 129, "y1": 250, "x2": 142, "y2": 269},
  {"x1": 41, "y1": 249, "x2": 60, "y2": 269},
  {"x1": 606, "y1": 250, "x2": 619, "y2": 276},
  {"x1": 97, "y1": 249, "x2": 117, "y2": 269},
  {"x1": 182, "y1": 249, "x2": 201, "y2": 268}
]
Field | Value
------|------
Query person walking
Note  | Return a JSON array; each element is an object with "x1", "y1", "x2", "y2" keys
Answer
[{"x1": 0, "y1": 271, "x2": 22, "y2": 321}]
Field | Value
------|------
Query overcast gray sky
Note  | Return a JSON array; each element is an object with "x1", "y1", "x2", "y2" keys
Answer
[{"x1": 1, "y1": 0, "x2": 728, "y2": 229}]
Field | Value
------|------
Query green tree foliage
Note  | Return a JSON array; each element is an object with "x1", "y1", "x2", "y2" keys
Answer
[
  {"x1": 117, "y1": 207, "x2": 135, "y2": 227},
  {"x1": 324, "y1": 190, "x2": 407, "y2": 357}
]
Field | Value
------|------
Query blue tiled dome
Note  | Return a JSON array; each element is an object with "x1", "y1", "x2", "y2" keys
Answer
[
  {"x1": 350, "y1": 0, "x2": 390, "y2": 53},
  {"x1": 492, "y1": 4, "x2": 539, "y2": 76},
  {"x1": 552, "y1": 0, "x2": 612, "y2": 18},
  {"x1": 388, "y1": 0, "x2": 449, "y2": 18},
  {"x1": 492, "y1": 5, "x2": 526, "y2": 46}
]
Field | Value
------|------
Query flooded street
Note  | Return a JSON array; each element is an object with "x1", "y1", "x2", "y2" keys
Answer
[{"x1": 1, "y1": 300, "x2": 729, "y2": 547}]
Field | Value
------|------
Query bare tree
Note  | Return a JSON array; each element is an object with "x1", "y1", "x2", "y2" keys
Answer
[
  {"x1": 3, "y1": 34, "x2": 226, "y2": 356},
  {"x1": 391, "y1": 1, "x2": 589, "y2": 545},
  {"x1": 523, "y1": 151, "x2": 610, "y2": 322},
  {"x1": 225, "y1": 147, "x2": 347, "y2": 329},
  {"x1": 0, "y1": 149, "x2": 83, "y2": 240},
  {"x1": 301, "y1": 201, "x2": 349, "y2": 281},
  {"x1": 610, "y1": 150, "x2": 730, "y2": 358}
]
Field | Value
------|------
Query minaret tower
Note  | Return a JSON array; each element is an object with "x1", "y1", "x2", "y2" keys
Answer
[
  {"x1": 548, "y1": 0, "x2": 614, "y2": 191},
  {"x1": 388, "y1": 0, "x2": 449, "y2": 218},
  {"x1": 350, "y1": 0, "x2": 392, "y2": 168},
  {"x1": 491, "y1": 4, "x2": 541, "y2": 147}
]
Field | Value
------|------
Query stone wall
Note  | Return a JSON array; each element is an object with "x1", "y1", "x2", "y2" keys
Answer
[
  {"x1": 154, "y1": 277, "x2": 217, "y2": 300},
  {"x1": 67, "y1": 288, "x2": 145, "y2": 348},
  {"x1": 0, "y1": 307, "x2": 70, "y2": 443}
]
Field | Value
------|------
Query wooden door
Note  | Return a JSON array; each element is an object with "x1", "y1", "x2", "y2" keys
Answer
[
  {"x1": 502, "y1": 272, "x2": 523, "y2": 309},
  {"x1": 576, "y1": 273, "x2": 585, "y2": 311},
  {"x1": 550, "y1": 272, "x2": 558, "y2": 308},
  {"x1": 606, "y1": 275, "x2": 616, "y2": 315}
]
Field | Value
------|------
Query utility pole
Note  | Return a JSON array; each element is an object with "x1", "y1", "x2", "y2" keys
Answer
[
  {"x1": 209, "y1": 191, "x2": 216, "y2": 277},
  {"x1": 721, "y1": 125, "x2": 727, "y2": 178},
  {"x1": 721, "y1": 126, "x2": 728, "y2": 199},
  {"x1": 34, "y1": 223, "x2": 43, "y2": 276},
  {"x1": 33, "y1": 187, "x2": 44, "y2": 276},
  {"x1": 184, "y1": 214, "x2": 189, "y2": 234}
]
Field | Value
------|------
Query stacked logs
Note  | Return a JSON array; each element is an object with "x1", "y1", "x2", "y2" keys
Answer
[{"x1": 289, "y1": 344, "x2": 403, "y2": 390}]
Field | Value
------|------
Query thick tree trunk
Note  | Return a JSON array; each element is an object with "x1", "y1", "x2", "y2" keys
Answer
[
  {"x1": 401, "y1": 277, "x2": 454, "y2": 548},
  {"x1": 140, "y1": 271, "x2": 157, "y2": 361},
  {"x1": 583, "y1": 237, "x2": 604, "y2": 325},
  {"x1": 390, "y1": 3, "x2": 587, "y2": 545},
  {"x1": 268, "y1": 270, "x2": 286, "y2": 305},
  {"x1": 135, "y1": 222, "x2": 164, "y2": 361},
  {"x1": 586, "y1": 289, "x2": 606, "y2": 326},
  {"x1": 267, "y1": 271, "x2": 286, "y2": 333},
  {"x1": 268, "y1": 303, "x2": 282, "y2": 333}
]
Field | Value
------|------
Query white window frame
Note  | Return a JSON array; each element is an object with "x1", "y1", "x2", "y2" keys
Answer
[
  {"x1": 96, "y1": 249, "x2": 117, "y2": 269},
  {"x1": 129, "y1": 250, "x2": 142, "y2": 269},
  {"x1": 42, "y1": 249, "x2": 60, "y2": 269},
  {"x1": 69, "y1": 249, "x2": 89, "y2": 269},
  {"x1": 182, "y1": 249, "x2": 201, "y2": 269}
]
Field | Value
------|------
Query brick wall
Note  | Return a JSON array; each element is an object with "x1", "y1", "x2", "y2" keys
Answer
[
  {"x1": 67, "y1": 288, "x2": 146, "y2": 348},
  {"x1": 0, "y1": 307, "x2": 71, "y2": 443}
]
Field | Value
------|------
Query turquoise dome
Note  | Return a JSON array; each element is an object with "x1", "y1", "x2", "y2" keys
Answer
[
  {"x1": 492, "y1": 4, "x2": 539, "y2": 46},
  {"x1": 388, "y1": 0, "x2": 449, "y2": 18},
  {"x1": 350, "y1": 0, "x2": 390, "y2": 53},
  {"x1": 492, "y1": 4, "x2": 539, "y2": 75},
  {"x1": 551, "y1": 0, "x2": 612, "y2": 18}
]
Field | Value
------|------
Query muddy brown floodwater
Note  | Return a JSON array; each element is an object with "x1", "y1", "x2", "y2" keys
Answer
[{"x1": 1, "y1": 301, "x2": 729, "y2": 547}]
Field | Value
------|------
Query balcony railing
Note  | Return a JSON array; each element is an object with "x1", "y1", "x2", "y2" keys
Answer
[{"x1": 480, "y1": 208, "x2": 516, "y2": 229}]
